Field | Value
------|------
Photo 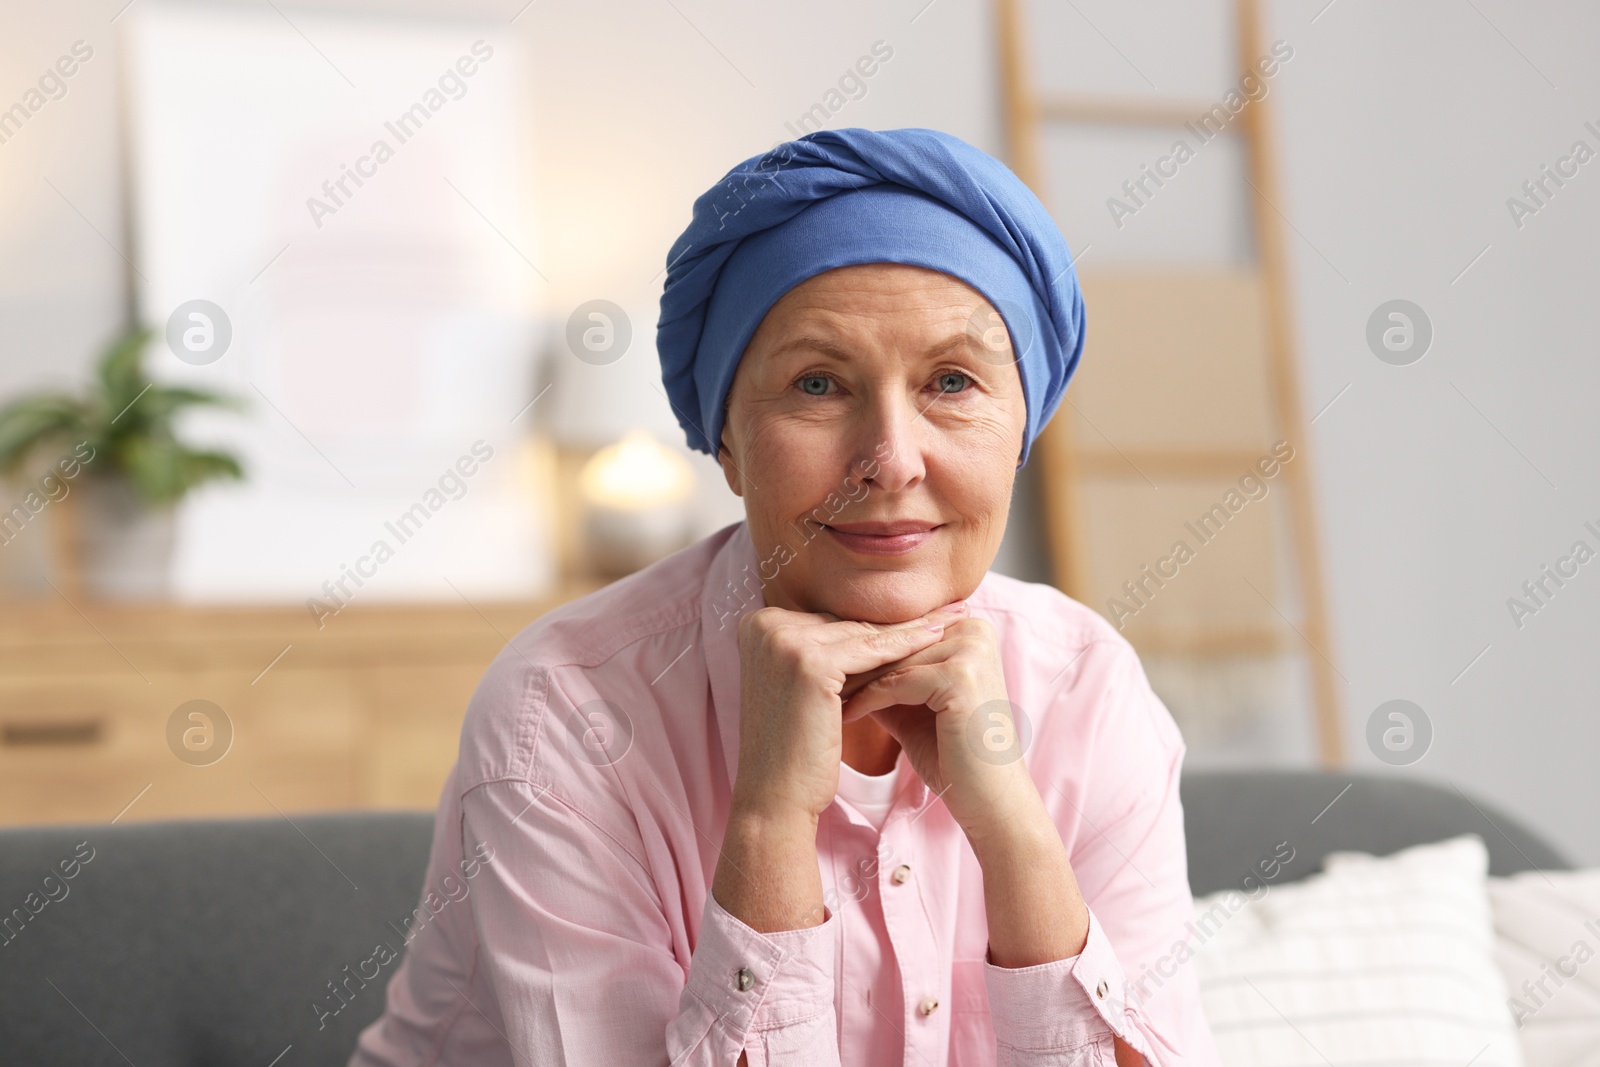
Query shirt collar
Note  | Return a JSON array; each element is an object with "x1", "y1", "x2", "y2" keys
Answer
[
  {"x1": 700, "y1": 520, "x2": 932, "y2": 817},
  {"x1": 700, "y1": 520, "x2": 761, "y2": 796}
]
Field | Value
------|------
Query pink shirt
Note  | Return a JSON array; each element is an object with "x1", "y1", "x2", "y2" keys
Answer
[{"x1": 350, "y1": 520, "x2": 1222, "y2": 1066}]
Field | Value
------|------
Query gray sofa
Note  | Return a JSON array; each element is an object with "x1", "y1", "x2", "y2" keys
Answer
[{"x1": 0, "y1": 770, "x2": 1570, "y2": 1065}]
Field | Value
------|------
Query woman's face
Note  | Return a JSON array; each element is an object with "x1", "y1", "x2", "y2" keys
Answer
[{"x1": 717, "y1": 262, "x2": 1027, "y2": 625}]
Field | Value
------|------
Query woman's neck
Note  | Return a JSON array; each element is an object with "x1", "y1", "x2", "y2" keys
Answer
[{"x1": 841, "y1": 715, "x2": 901, "y2": 776}]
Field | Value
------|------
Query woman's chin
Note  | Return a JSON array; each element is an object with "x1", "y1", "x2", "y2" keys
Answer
[{"x1": 804, "y1": 575, "x2": 952, "y2": 625}]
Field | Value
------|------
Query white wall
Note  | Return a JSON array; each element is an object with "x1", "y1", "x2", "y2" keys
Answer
[
  {"x1": 1018, "y1": 0, "x2": 1600, "y2": 864},
  {"x1": 1262, "y1": 0, "x2": 1600, "y2": 864},
  {"x1": 0, "y1": 3, "x2": 127, "y2": 399},
  {"x1": 509, "y1": 0, "x2": 1004, "y2": 538},
  {"x1": 0, "y1": 0, "x2": 1594, "y2": 862}
]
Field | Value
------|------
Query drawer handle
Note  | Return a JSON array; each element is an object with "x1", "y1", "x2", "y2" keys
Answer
[{"x1": 2, "y1": 719, "x2": 105, "y2": 747}]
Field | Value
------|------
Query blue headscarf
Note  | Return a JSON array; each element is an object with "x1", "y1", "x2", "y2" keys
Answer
[{"x1": 656, "y1": 127, "x2": 1086, "y2": 468}]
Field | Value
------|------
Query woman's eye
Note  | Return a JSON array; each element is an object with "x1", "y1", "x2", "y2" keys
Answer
[
  {"x1": 798, "y1": 374, "x2": 832, "y2": 395},
  {"x1": 936, "y1": 372, "x2": 972, "y2": 393}
]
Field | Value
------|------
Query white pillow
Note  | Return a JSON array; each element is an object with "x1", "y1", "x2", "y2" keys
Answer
[
  {"x1": 1190, "y1": 834, "x2": 1523, "y2": 1067},
  {"x1": 1486, "y1": 866, "x2": 1600, "y2": 1066}
]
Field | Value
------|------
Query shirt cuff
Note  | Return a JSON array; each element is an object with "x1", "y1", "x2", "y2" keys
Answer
[
  {"x1": 682, "y1": 888, "x2": 839, "y2": 1036},
  {"x1": 983, "y1": 905, "x2": 1141, "y2": 1054}
]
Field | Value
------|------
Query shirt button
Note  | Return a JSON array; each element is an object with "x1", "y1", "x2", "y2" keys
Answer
[
  {"x1": 1095, "y1": 978, "x2": 1109, "y2": 999},
  {"x1": 891, "y1": 864, "x2": 911, "y2": 884},
  {"x1": 735, "y1": 968, "x2": 755, "y2": 992},
  {"x1": 918, "y1": 995, "x2": 939, "y2": 1015}
]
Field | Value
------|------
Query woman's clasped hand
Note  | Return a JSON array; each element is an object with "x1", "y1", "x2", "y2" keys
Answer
[{"x1": 730, "y1": 597, "x2": 1037, "y2": 849}]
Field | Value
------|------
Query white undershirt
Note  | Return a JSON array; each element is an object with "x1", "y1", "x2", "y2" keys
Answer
[{"x1": 836, "y1": 758, "x2": 901, "y2": 831}]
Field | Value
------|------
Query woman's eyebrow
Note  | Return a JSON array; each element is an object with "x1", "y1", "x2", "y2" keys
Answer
[
  {"x1": 768, "y1": 336, "x2": 856, "y2": 363},
  {"x1": 927, "y1": 331, "x2": 991, "y2": 359}
]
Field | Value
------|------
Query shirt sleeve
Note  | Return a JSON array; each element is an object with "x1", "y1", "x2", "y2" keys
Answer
[
  {"x1": 980, "y1": 640, "x2": 1223, "y2": 1067},
  {"x1": 678, "y1": 887, "x2": 841, "y2": 1066},
  {"x1": 460, "y1": 778, "x2": 842, "y2": 1066},
  {"x1": 981, "y1": 905, "x2": 1133, "y2": 1064}
]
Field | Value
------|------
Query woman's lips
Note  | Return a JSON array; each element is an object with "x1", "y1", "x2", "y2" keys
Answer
[{"x1": 822, "y1": 523, "x2": 939, "y2": 556}]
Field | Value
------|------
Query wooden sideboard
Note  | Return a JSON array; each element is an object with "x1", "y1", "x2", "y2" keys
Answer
[{"x1": 0, "y1": 584, "x2": 602, "y2": 827}]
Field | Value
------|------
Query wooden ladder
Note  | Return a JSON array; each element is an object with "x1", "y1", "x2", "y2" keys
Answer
[{"x1": 994, "y1": 0, "x2": 1344, "y2": 766}]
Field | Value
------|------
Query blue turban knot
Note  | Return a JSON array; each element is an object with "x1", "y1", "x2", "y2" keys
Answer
[{"x1": 655, "y1": 127, "x2": 1087, "y2": 468}]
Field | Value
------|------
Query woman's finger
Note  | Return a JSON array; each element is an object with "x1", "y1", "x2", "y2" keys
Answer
[
  {"x1": 823, "y1": 619, "x2": 954, "y2": 680},
  {"x1": 814, "y1": 604, "x2": 959, "y2": 641},
  {"x1": 841, "y1": 663, "x2": 947, "y2": 723},
  {"x1": 839, "y1": 639, "x2": 951, "y2": 701},
  {"x1": 770, "y1": 607, "x2": 849, "y2": 628}
]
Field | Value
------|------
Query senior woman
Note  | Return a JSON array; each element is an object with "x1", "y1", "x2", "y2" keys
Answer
[{"x1": 351, "y1": 129, "x2": 1221, "y2": 1067}]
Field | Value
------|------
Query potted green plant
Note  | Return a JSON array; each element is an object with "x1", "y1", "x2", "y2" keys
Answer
[{"x1": 0, "y1": 326, "x2": 245, "y2": 598}]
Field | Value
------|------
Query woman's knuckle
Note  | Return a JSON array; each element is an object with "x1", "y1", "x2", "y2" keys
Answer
[
  {"x1": 790, "y1": 642, "x2": 829, "y2": 676},
  {"x1": 946, "y1": 659, "x2": 980, "y2": 689},
  {"x1": 736, "y1": 613, "x2": 764, "y2": 646},
  {"x1": 766, "y1": 625, "x2": 806, "y2": 660},
  {"x1": 743, "y1": 605, "x2": 783, "y2": 633}
]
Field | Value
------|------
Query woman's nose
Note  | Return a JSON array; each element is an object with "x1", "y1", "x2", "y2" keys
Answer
[{"x1": 855, "y1": 390, "x2": 926, "y2": 493}]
